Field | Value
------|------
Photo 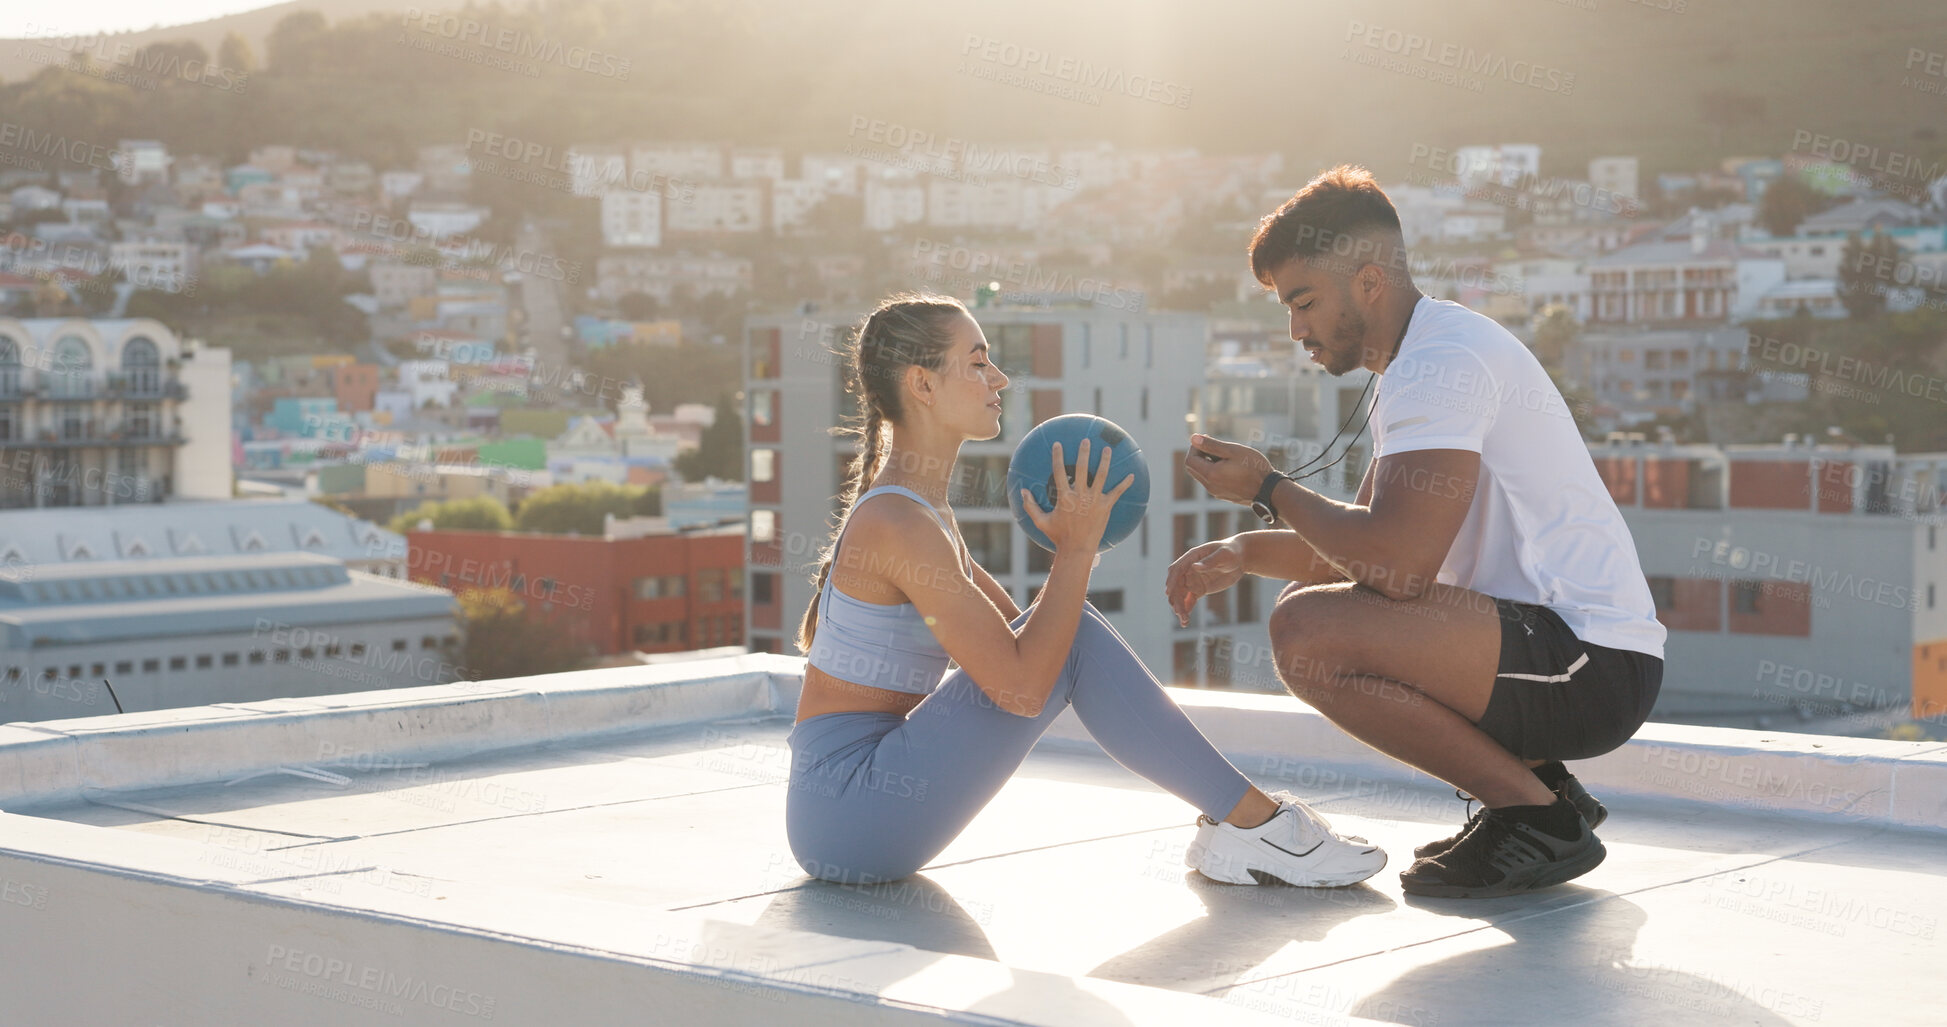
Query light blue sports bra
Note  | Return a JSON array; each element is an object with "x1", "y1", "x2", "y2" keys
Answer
[{"x1": 804, "y1": 486, "x2": 968, "y2": 695}]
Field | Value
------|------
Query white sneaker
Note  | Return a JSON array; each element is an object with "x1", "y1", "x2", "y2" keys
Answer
[{"x1": 1184, "y1": 792, "x2": 1387, "y2": 887}]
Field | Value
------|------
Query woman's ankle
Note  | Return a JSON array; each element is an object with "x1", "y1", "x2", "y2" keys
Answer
[{"x1": 1222, "y1": 788, "x2": 1280, "y2": 829}]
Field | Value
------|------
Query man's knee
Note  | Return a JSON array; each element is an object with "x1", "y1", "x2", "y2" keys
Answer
[{"x1": 1267, "y1": 586, "x2": 1356, "y2": 697}]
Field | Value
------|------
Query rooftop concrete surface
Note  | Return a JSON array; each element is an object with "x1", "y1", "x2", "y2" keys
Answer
[{"x1": 0, "y1": 655, "x2": 1941, "y2": 1025}]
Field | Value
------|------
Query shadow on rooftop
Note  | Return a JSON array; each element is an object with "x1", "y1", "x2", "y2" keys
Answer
[
  {"x1": 754, "y1": 873, "x2": 1000, "y2": 961},
  {"x1": 1361, "y1": 890, "x2": 1798, "y2": 1026},
  {"x1": 1088, "y1": 872, "x2": 1396, "y2": 991}
]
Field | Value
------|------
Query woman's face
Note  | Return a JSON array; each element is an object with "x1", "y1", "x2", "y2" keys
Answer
[{"x1": 929, "y1": 313, "x2": 1009, "y2": 441}]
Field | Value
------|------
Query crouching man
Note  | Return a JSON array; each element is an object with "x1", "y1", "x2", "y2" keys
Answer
[{"x1": 1171, "y1": 165, "x2": 1665, "y2": 898}]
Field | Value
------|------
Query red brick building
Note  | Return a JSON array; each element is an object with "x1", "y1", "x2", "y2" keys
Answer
[{"x1": 406, "y1": 527, "x2": 745, "y2": 656}]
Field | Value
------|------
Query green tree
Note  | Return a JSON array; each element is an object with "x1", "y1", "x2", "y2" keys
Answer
[
  {"x1": 1530, "y1": 304, "x2": 1579, "y2": 371},
  {"x1": 674, "y1": 393, "x2": 743, "y2": 482},
  {"x1": 1758, "y1": 175, "x2": 1834, "y2": 237},
  {"x1": 454, "y1": 587, "x2": 588, "y2": 682},
  {"x1": 388, "y1": 496, "x2": 514, "y2": 534},
  {"x1": 513, "y1": 480, "x2": 649, "y2": 535},
  {"x1": 266, "y1": 10, "x2": 329, "y2": 75},
  {"x1": 217, "y1": 31, "x2": 257, "y2": 75},
  {"x1": 1837, "y1": 231, "x2": 1901, "y2": 320},
  {"x1": 1545, "y1": 364, "x2": 1600, "y2": 440}
]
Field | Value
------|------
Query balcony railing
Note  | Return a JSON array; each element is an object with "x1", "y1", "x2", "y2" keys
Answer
[
  {"x1": 5, "y1": 421, "x2": 186, "y2": 446},
  {"x1": 0, "y1": 375, "x2": 186, "y2": 401}
]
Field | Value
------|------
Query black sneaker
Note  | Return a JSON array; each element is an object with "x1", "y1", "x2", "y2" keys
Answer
[
  {"x1": 1399, "y1": 801, "x2": 1605, "y2": 899},
  {"x1": 1558, "y1": 773, "x2": 1607, "y2": 831},
  {"x1": 1414, "y1": 773, "x2": 1607, "y2": 860},
  {"x1": 1413, "y1": 791, "x2": 1483, "y2": 860}
]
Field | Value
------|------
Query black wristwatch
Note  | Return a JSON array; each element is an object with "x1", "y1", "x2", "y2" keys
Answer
[{"x1": 1251, "y1": 471, "x2": 1289, "y2": 526}]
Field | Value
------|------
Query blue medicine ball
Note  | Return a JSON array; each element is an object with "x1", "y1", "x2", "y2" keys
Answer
[{"x1": 1006, "y1": 414, "x2": 1150, "y2": 553}]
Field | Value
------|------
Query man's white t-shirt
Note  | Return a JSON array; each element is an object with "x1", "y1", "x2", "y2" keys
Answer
[{"x1": 1369, "y1": 296, "x2": 1666, "y2": 659}]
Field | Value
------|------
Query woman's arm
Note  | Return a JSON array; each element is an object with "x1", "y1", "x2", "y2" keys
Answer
[
  {"x1": 855, "y1": 440, "x2": 1130, "y2": 717},
  {"x1": 967, "y1": 550, "x2": 1022, "y2": 620}
]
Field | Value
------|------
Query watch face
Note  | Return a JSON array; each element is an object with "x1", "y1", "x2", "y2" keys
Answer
[{"x1": 1251, "y1": 500, "x2": 1275, "y2": 524}]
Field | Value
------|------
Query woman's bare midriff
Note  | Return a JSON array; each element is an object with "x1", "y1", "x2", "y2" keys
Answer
[{"x1": 796, "y1": 664, "x2": 926, "y2": 722}]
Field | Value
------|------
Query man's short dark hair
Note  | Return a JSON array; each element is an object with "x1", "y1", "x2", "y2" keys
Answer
[{"x1": 1248, "y1": 165, "x2": 1405, "y2": 287}]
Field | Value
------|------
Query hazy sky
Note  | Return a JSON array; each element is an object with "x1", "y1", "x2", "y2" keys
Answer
[{"x1": 0, "y1": 1, "x2": 273, "y2": 38}]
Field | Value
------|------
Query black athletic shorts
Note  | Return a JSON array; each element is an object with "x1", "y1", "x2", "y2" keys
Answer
[{"x1": 1474, "y1": 598, "x2": 1662, "y2": 762}]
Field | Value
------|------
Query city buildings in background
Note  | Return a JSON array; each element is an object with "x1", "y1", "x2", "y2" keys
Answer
[
  {"x1": 1590, "y1": 438, "x2": 1947, "y2": 728},
  {"x1": 406, "y1": 523, "x2": 743, "y2": 658},
  {"x1": 0, "y1": 318, "x2": 230, "y2": 508},
  {"x1": 0, "y1": 552, "x2": 459, "y2": 721}
]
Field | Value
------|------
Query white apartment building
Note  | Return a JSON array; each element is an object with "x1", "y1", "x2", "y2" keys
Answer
[
  {"x1": 594, "y1": 253, "x2": 752, "y2": 304},
  {"x1": 567, "y1": 146, "x2": 628, "y2": 198},
  {"x1": 405, "y1": 202, "x2": 489, "y2": 239},
  {"x1": 926, "y1": 179, "x2": 1029, "y2": 230},
  {"x1": 744, "y1": 306, "x2": 1340, "y2": 692},
  {"x1": 1454, "y1": 144, "x2": 1541, "y2": 188},
  {"x1": 863, "y1": 176, "x2": 926, "y2": 231},
  {"x1": 771, "y1": 180, "x2": 828, "y2": 234},
  {"x1": 729, "y1": 148, "x2": 786, "y2": 182},
  {"x1": 664, "y1": 182, "x2": 764, "y2": 234},
  {"x1": 114, "y1": 140, "x2": 171, "y2": 185},
  {"x1": 601, "y1": 190, "x2": 663, "y2": 249},
  {"x1": 800, "y1": 154, "x2": 862, "y2": 195},
  {"x1": 370, "y1": 262, "x2": 439, "y2": 309},
  {"x1": 629, "y1": 143, "x2": 724, "y2": 183},
  {"x1": 1586, "y1": 235, "x2": 1787, "y2": 324},
  {"x1": 0, "y1": 318, "x2": 231, "y2": 507},
  {"x1": 1588, "y1": 156, "x2": 1641, "y2": 202}
]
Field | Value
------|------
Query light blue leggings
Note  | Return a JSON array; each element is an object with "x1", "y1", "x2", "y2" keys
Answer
[{"x1": 785, "y1": 602, "x2": 1255, "y2": 884}]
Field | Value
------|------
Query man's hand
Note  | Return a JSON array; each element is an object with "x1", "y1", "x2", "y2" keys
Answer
[
  {"x1": 1165, "y1": 536, "x2": 1246, "y2": 626},
  {"x1": 1182, "y1": 434, "x2": 1276, "y2": 506}
]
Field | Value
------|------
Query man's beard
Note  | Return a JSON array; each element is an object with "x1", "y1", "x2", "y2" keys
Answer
[{"x1": 1322, "y1": 305, "x2": 1367, "y2": 376}]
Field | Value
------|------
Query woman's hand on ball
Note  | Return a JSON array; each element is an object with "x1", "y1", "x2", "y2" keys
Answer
[{"x1": 1021, "y1": 438, "x2": 1135, "y2": 555}]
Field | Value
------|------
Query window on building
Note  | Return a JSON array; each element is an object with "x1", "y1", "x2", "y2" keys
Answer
[
  {"x1": 298, "y1": 647, "x2": 316, "y2": 661},
  {"x1": 1237, "y1": 579, "x2": 1258, "y2": 624},
  {"x1": 349, "y1": 643, "x2": 366, "y2": 658},
  {"x1": 1644, "y1": 350, "x2": 1666, "y2": 370},
  {"x1": 391, "y1": 639, "x2": 408, "y2": 651},
  {"x1": 994, "y1": 323, "x2": 1033, "y2": 376},
  {"x1": 222, "y1": 653, "x2": 239, "y2": 667},
  {"x1": 752, "y1": 572, "x2": 776, "y2": 605},
  {"x1": 1173, "y1": 640, "x2": 1198, "y2": 686},
  {"x1": 1733, "y1": 580, "x2": 1762, "y2": 614},
  {"x1": 751, "y1": 448, "x2": 777, "y2": 482},
  {"x1": 274, "y1": 650, "x2": 290, "y2": 663},
  {"x1": 1203, "y1": 637, "x2": 1230, "y2": 686},
  {"x1": 1140, "y1": 387, "x2": 1149, "y2": 421},
  {"x1": 635, "y1": 575, "x2": 687, "y2": 599},
  {"x1": 248, "y1": 651, "x2": 265, "y2": 665},
  {"x1": 1086, "y1": 589, "x2": 1125, "y2": 613},
  {"x1": 1647, "y1": 576, "x2": 1675, "y2": 611},
  {"x1": 115, "y1": 660, "x2": 133, "y2": 674},
  {"x1": 751, "y1": 509, "x2": 777, "y2": 543},
  {"x1": 90, "y1": 662, "x2": 104, "y2": 677},
  {"x1": 142, "y1": 659, "x2": 160, "y2": 673},
  {"x1": 196, "y1": 654, "x2": 212, "y2": 669},
  {"x1": 698, "y1": 568, "x2": 725, "y2": 603},
  {"x1": 749, "y1": 388, "x2": 776, "y2": 426},
  {"x1": 421, "y1": 635, "x2": 440, "y2": 649}
]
